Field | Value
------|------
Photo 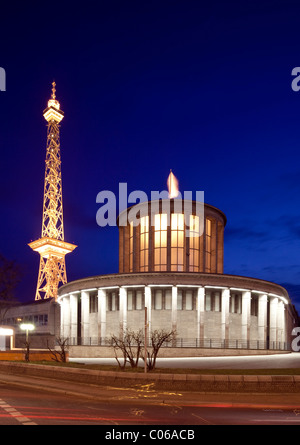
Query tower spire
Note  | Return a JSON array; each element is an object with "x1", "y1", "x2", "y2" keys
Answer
[
  {"x1": 51, "y1": 81, "x2": 56, "y2": 100},
  {"x1": 29, "y1": 83, "x2": 77, "y2": 301}
]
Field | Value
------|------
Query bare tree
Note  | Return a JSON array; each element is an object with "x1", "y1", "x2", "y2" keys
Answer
[
  {"x1": 110, "y1": 329, "x2": 144, "y2": 370},
  {"x1": 0, "y1": 254, "x2": 21, "y2": 323},
  {"x1": 47, "y1": 337, "x2": 69, "y2": 363},
  {"x1": 110, "y1": 328, "x2": 176, "y2": 371},
  {"x1": 144, "y1": 329, "x2": 176, "y2": 371}
]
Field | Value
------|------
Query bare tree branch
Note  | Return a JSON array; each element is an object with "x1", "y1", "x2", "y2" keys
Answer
[{"x1": 47, "y1": 337, "x2": 69, "y2": 362}]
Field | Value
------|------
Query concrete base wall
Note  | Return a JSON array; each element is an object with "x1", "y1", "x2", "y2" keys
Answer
[
  {"x1": 68, "y1": 345, "x2": 289, "y2": 359},
  {"x1": 0, "y1": 349, "x2": 68, "y2": 361}
]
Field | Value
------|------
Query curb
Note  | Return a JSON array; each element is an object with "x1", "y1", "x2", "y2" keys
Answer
[{"x1": 0, "y1": 361, "x2": 300, "y2": 393}]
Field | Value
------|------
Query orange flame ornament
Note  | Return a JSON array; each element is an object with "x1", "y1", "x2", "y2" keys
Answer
[{"x1": 167, "y1": 170, "x2": 179, "y2": 198}]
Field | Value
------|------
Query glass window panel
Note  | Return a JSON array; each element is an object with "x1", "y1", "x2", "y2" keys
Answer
[
  {"x1": 111, "y1": 293, "x2": 116, "y2": 311},
  {"x1": 154, "y1": 214, "x2": 161, "y2": 230},
  {"x1": 136, "y1": 291, "x2": 142, "y2": 310},
  {"x1": 205, "y1": 293, "x2": 211, "y2": 311},
  {"x1": 194, "y1": 252, "x2": 199, "y2": 267},
  {"x1": 178, "y1": 231, "x2": 184, "y2": 247},
  {"x1": 178, "y1": 214, "x2": 184, "y2": 230},
  {"x1": 127, "y1": 291, "x2": 133, "y2": 310},
  {"x1": 161, "y1": 231, "x2": 167, "y2": 247},
  {"x1": 161, "y1": 248, "x2": 167, "y2": 264},
  {"x1": 214, "y1": 292, "x2": 220, "y2": 311},
  {"x1": 206, "y1": 237, "x2": 211, "y2": 251},
  {"x1": 161, "y1": 214, "x2": 168, "y2": 230},
  {"x1": 230, "y1": 295, "x2": 235, "y2": 313},
  {"x1": 206, "y1": 219, "x2": 211, "y2": 236},
  {"x1": 165, "y1": 290, "x2": 172, "y2": 309},
  {"x1": 171, "y1": 231, "x2": 177, "y2": 246},
  {"x1": 177, "y1": 290, "x2": 183, "y2": 310},
  {"x1": 178, "y1": 248, "x2": 183, "y2": 264},
  {"x1": 171, "y1": 248, "x2": 177, "y2": 264},
  {"x1": 155, "y1": 290, "x2": 162, "y2": 309},
  {"x1": 171, "y1": 213, "x2": 177, "y2": 229},
  {"x1": 154, "y1": 249, "x2": 160, "y2": 263},
  {"x1": 155, "y1": 231, "x2": 160, "y2": 246},
  {"x1": 186, "y1": 291, "x2": 193, "y2": 310}
]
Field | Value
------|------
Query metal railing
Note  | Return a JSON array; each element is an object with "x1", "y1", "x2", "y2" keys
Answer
[{"x1": 63, "y1": 337, "x2": 290, "y2": 351}]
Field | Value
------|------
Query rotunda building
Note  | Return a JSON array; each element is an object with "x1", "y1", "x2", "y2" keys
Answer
[{"x1": 58, "y1": 197, "x2": 298, "y2": 354}]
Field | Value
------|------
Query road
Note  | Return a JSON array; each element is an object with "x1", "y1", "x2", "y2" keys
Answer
[{"x1": 1, "y1": 372, "x2": 300, "y2": 427}]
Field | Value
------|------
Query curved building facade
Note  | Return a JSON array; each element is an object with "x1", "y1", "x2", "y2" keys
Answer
[{"x1": 58, "y1": 199, "x2": 298, "y2": 353}]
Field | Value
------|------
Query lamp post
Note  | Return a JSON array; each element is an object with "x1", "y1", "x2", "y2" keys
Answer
[
  {"x1": 20, "y1": 323, "x2": 35, "y2": 362},
  {"x1": 20, "y1": 323, "x2": 35, "y2": 342}
]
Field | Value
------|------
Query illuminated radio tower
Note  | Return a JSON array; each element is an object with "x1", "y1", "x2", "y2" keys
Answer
[{"x1": 29, "y1": 82, "x2": 77, "y2": 301}]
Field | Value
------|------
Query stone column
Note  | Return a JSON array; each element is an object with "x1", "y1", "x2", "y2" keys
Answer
[
  {"x1": 197, "y1": 287, "x2": 205, "y2": 343},
  {"x1": 144, "y1": 286, "x2": 152, "y2": 340},
  {"x1": 258, "y1": 294, "x2": 268, "y2": 348},
  {"x1": 277, "y1": 301, "x2": 285, "y2": 348},
  {"x1": 269, "y1": 296, "x2": 278, "y2": 349},
  {"x1": 81, "y1": 291, "x2": 90, "y2": 345},
  {"x1": 242, "y1": 291, "x2": 251, "y2": 346},
  {"x1": 171, "y1": 286, "x2": 177, "y2": 333},
  {"x1": 221, "y1": 289, "x2": 230, "y2": 343},
  {"x1": 59, "y1": 299, "x2": 64, "y2": 339},
  {"x1": 119, "y1": 287, "x2": 127, "y2": 335},
  {"x1": 62, "y1": 295, "x2": 70, "y2": 340},
  {"x1": 69, "y1": 293, "x2": 78, "y2": 344},
  {"x1": 98, "y1": 288, "x2": 107, "y2": 342}
]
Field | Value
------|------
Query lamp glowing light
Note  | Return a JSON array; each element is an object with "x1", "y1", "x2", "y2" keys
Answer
[{"x1": 20, "y1": 323, "x2": 35, "y2": 342}]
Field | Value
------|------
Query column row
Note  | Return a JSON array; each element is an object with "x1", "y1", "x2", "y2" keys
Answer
[{"x1": 60, "y1": 287, "x2": 286, "y2": 347}]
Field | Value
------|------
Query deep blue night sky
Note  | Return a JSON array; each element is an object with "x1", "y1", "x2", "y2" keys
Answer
[{"x1": 1, "y1": 1, "x2": 300, "y2": 312}]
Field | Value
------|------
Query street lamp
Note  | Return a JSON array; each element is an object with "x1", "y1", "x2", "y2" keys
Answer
[{"x1": 20, "y1": 323, "x2": 35, "y2": 342}]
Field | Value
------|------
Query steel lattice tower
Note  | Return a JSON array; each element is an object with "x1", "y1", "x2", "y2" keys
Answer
[{"x1": 29, "y1": 83, "x2": 77, "y2": 301}]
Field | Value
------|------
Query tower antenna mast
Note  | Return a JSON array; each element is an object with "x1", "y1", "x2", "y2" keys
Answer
[{"x1": 29, "y1": 83, "x2": 77, "y2": 301}]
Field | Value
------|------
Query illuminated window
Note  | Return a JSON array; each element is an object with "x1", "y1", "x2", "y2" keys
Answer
[
  {"x1": 177, "y1": 289, "x2": 183, "y2": 310},
  {"x1": 89, "y1": 292, "x2": 98, "y2": 313},
  {"x1": 251, "y1": 295, "x2": 258, "y2": 316},
  {"x1": 140, "y1": 216, "x2": 149, "y2": 272},
  {"x1": 129, "y1": 221, "x2": 134, "y2": 272},
  {"x1": 205, "y1": 218, "x2": 212, "y2": 272},
  {"x1": 171, "y1": 213, "x2": 184, "y2": 271},
  {"x1": 152, "y1": 288, "x2": 172, "y2": 310},
  {"x1": 185, "y1": 290, "x2": 193, "y2": 310},
  {"x1": 107, "y1": 291, "x2": 119, "y2": 311},
  {"x1": 205, "y1": 291, "x2": 221, "y2": 312},
  {"x1": 189, "y1": 215, "x2": 200, "y2": 272},
  {"x1": 127, "y1": 289, "x2": 144, "y2": 310},
  {"x1": 177, "y1": 289, "x2": 196, "y2": 310},
  {"x1": 230, "y1": 293, "x2": 242, "y2": 314},
  {"x1": 154, "y1": 213, "x2": 167, "y2": 271},
  {"x1": 165, "y1": 289, "x2": 172, "y2": 309},
  {"x1": 154, "y1": 289, "x2": 163, "y2": 309}
]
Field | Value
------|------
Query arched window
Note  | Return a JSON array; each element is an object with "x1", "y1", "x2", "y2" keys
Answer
[
  {"x1": 205, "y1": 218, "x2": 212, "y2": 272},
  {"x1": 154, "y1": 213, "x2": 168, "y2": 271},
  {"x1": 189, "y1": 215, "x2": 200, "y2": 272},
  {"x1": 140, "y1": 216, "x2": 149, "y2": 272},
  {"x1": 171, "y1": 213, "x2": 184, "y2": 271}
]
